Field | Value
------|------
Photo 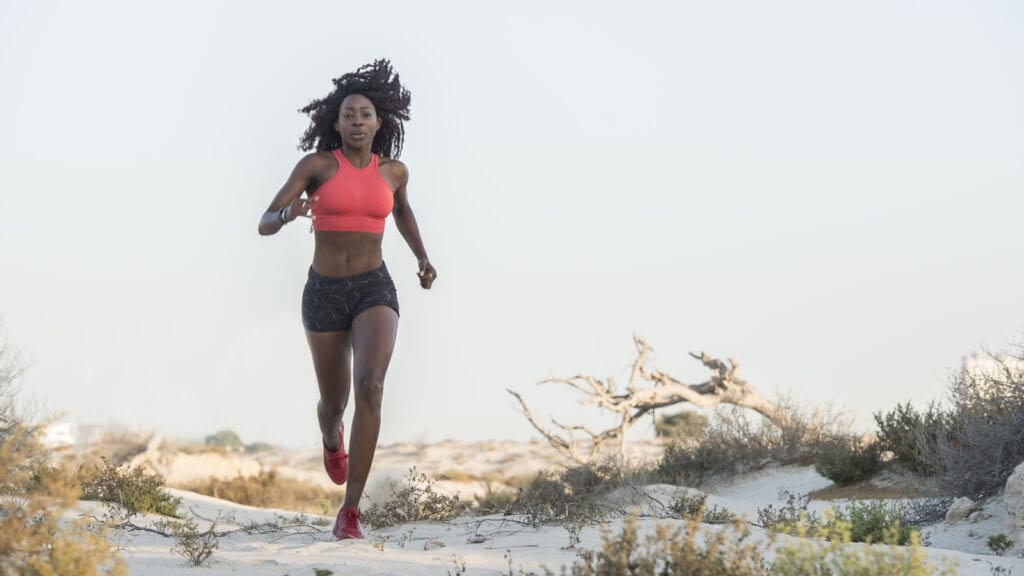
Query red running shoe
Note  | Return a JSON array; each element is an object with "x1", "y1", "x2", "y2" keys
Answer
[
  {"x1": 322, "y1": 422, "x2": 348, "y2": 485},
  {"x1": 332, "y1": 506, "x2": 364, "y2": 540}
]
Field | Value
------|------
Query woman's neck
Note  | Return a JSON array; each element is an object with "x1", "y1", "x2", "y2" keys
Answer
[{"x1": 341, "y1": 146, "x2": 372, "y2": 168}]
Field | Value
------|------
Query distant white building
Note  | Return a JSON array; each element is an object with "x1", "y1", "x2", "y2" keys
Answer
[
  {"x1": 961, "y1": 351, "x2": 1024, "y2": 382},
  {"x1": 40, "y1": 422, "x2": 75, "y2": 448},
  {"x1": 39, "y1": 422, "x2": 111, "y2": 447}
]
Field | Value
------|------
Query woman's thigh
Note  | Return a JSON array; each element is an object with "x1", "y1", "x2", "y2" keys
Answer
[
  {"x1": 305, "y1": 330, "x2": 352, "y2": 404},
  {"x1": 350, "y1": 307, "x2": 399, "y2": 389}
]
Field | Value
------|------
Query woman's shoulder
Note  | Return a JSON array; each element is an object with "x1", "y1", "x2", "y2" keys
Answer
[
  {"x1": 377, "y1": 156, "x2": 408, "y2": 178},
  {"x1": 295, "y1": 150, "x2": 337, "y2": 173}
]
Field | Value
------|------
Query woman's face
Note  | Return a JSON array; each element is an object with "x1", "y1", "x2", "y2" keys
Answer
[{"x1": 335, "y1": 94, "x2": 381, "y2": 148}]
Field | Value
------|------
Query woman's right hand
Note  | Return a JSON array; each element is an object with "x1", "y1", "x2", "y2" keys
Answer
[{"x1": 283, "y1": 196, "x2": 317, "y2": 222}]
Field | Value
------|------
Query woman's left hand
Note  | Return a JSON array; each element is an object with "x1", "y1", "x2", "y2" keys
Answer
[{"x1": 417, "y1": 259, "x2": 437, "y2": 289}]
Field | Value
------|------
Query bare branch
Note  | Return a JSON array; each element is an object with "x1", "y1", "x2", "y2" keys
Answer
[{"x1": 508, "y1": 337, "x2": 784, "y2": 463}]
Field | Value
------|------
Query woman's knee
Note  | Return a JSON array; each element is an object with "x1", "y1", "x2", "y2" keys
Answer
[
  {"x1": 318, "y1": 397, "x2": 345, "y2": 418},
  {"x1": 354, "y1": 373, "x2": 386, "y2": 410}
]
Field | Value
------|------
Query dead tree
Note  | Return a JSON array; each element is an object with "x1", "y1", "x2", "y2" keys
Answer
[{"x1": 508, "y1": 336, "x2": 786, "y2": 463}]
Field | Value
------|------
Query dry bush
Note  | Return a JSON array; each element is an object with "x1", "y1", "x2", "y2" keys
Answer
[
  {"x1": 362, "y1": 467, "x2": 459, "y2": 529},
  {"x1": 656, "y1": 398, "x2": 856, "y2": 486},
  {"x1": 900, "y1": 497, "x2": 955, "y2": 527},
  {"x1": 188, "y1": 470, "x2": 343, "y2": 515},
  {"x1": 923, "y1": 348, "x2": 1024, "y2": 499},
  {"x1": 512, "y1": 460, "x2": 626, "y2": 527},
  {"x1": 0, "y1": 327, "x2": 126, "y2": 575},
  {"x1": 755, "y1": 490, "x2": 821, "y2": 534},
  {"x1": 475, "y1": 481, "x2": 517, "y2": 515}
]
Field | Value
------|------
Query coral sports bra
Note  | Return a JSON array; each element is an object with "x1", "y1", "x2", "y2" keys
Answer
[{"x1": 310, "y1": 150, "x2": 394, "y2": 233}]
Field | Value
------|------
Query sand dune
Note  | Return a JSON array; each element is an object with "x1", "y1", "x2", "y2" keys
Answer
[{"x1": 64, "y1": 440, "x2": 1024, "y2": 575}]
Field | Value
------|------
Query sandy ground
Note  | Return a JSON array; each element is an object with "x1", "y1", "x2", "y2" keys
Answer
[{"x1": 63, "y1": 441, "x2": 1024, "y2": 575}]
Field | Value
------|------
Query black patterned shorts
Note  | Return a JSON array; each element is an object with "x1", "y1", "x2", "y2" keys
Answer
[{"x1": 301, "y1": 262, "x2": 400, "y2": 332}]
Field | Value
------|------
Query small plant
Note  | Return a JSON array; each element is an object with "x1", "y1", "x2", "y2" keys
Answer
[
  {"x1": 170, "y1": 518, "x2": 218, "y2": 567},
  {"x1": 362, "y1": 467, "x2": 459, "y2": 529},
  {"x1": 988, "y1": 533, "x2": 1015, "y2": 556},
  {"x1": 755, "y1": 490, "x2": 819, "y2": 534},
  {"x1": 448, "y1": 554, "x2": 467, "y2": 575},
  {"x1": 814, "y1": 437, "x2": 882, "y2": 486},
  {"x1": 667, "y1": 493, "x2": 735, "y2": 524},
  {"x1": 77, "y1": 458, "x2": 181, "y2": 517}
]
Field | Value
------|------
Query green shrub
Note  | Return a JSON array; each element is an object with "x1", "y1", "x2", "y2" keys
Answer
[
  {"x1": 655, "y1": 410, "x2": 708, "y2": 440},
  {"x1": 986, "y1": 533, "x2": 1014, "y2": 556},
  {"x1": 362, "y1": 467, "x2": 459, "y2": 529},
  {"x1": 832, "y1": 500, "x2": 915, "y2": 545},
  {"x1": 77, "y1": 458, "x2": 181, "y2": 517},
  {"x1": 772, "y1": 510, "x2": 957, "y2": 575},
  {"x1": 549, "y1": 508, "x2": 953, "y2": 576},
  {"x1": 204, "y1": 429, "x2": 244, "y2": 452},
  {"x1": 814, "y1": 438, "x2": 882, "y2": 486},
  {"x1": 874, "y1": 401, "x2": 949, "y2": 476},
  {"x1": 244, "y1": 441, "x2": 274, "y2": 453},
  {"x1": 561, "y1": 513, "x2": 770, "y2": 576}
]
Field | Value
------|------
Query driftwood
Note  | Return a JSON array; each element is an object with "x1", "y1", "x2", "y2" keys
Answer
[{"x1": 508, "y1": 336, "x2": 785, "y2": 463}]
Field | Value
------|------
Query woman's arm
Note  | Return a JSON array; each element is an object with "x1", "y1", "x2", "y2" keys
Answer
[
  {"x1": 258, "y1": 153, "x2": 321, "y2": 236},
  {"x1": 389, "y1": 162, "x2": 436, "y2": 289}
]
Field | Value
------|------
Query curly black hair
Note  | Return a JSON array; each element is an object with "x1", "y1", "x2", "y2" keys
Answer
[{"x1": 298, "y1": 59, "x2": 411, "y2": 158}]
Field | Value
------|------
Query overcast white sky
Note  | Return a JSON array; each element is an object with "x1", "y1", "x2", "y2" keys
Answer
[{"x1": 1, "y1": 0, "x2": 1022, "y2": 449}]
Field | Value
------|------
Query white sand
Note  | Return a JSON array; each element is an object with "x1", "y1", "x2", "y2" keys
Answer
[{"x1": 67, "y1": 442, "x2": 1024, "y2": 575}]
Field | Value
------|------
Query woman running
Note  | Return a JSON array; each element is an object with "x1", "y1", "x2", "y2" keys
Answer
[{"x1": 258, "y1": 59, "x2": 435, "y2": 540}]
